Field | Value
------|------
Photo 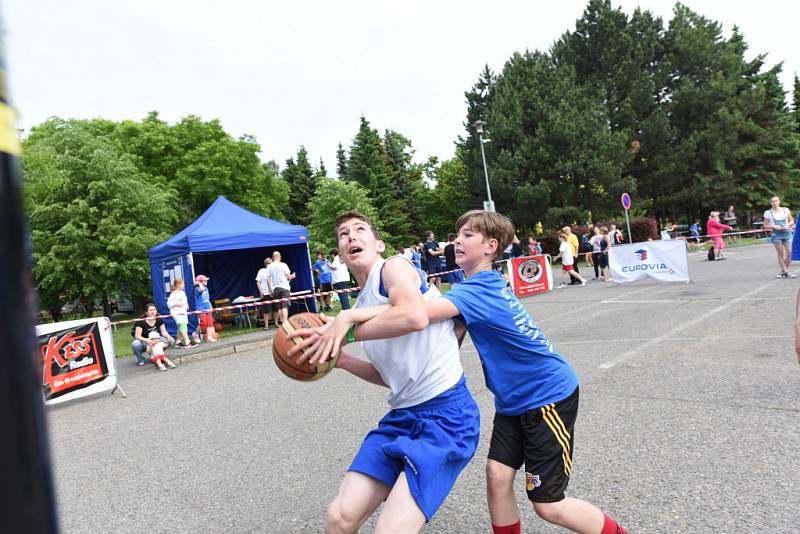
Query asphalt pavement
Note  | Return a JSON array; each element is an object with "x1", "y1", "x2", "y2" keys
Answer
[{"x1": 46, "y1": 242, "x2": 800, "y2": 533}]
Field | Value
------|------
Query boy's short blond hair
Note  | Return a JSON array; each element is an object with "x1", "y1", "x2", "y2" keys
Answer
[{"x1": 455, "y1": 210, "x2": 515, "y2": 261}]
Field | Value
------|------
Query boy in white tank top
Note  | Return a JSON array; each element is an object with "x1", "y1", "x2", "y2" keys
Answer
[{"x1": 289, "y1": 211, "x2": 479, "y2": 533}]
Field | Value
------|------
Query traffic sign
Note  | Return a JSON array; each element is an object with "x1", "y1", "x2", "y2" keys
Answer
[{"x1": 621, "y1": 192, "x2": 631, "y2": 210}]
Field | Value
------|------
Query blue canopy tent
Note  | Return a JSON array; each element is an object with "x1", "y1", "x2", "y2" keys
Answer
[{"x1": 148, "y1": 196, "x2": 315, "y2": 335}]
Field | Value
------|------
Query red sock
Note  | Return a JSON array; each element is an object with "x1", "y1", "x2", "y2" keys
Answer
[
  {"x1": 601, "y1": 513, "x2": 628, "y2": 534},
  {"x1": 491, "y1": 520, "x2": 521, "y2": 534}
]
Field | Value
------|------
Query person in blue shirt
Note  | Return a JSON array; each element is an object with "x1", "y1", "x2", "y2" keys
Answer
[
  {"x1": 193, "y1": 274, "x2": 218, "y2": 342},
  {"x1": 295, "y1": 210, "x2": 629, "y2": 534},
  {"x1": 690, "y1": 219, "x2": 701, "y2": 246},
  {"x1": 313, "y1": 250, "x2": 334, "y2": 311}
]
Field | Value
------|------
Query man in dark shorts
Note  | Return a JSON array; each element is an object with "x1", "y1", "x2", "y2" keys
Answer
[
  {"x1": 267, "y1": 251, "x2": 295, "y2": 326},
  {"x1": 423, "y1": 230, "x2": 443, "y2": 289}
]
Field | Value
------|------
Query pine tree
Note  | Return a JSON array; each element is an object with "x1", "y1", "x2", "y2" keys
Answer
[
  {"x1": 336, "y1": 143, "x2": 348, "y2": 179},
  {"x1": 317, "y1": 158, "x2": 328, "y2": 179},
  {"x1": 282, "y1": 146, "x2": 318, "y2": 226},
  {"x1": 345, "y1": 117, "x2": 408, "y2": 246},
  {"x1": 793, "y1": 75, "x2": 800, "y2": 134}
]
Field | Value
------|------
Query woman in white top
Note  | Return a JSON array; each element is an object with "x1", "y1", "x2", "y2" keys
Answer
[{"x1": 763, "y1": 196, "x2": 795, "y2": 278}]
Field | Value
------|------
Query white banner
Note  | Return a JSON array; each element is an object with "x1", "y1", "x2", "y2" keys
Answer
[{"x1": 608, "y1": 240, "x2": 690, "y2": 283}]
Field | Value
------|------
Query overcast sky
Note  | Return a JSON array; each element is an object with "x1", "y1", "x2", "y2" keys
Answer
[{"x1": 3, "y1": 1, "x2": 798, "y2": 173}]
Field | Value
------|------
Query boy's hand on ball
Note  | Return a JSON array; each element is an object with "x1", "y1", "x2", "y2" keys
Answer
[
  {"x1": 287, "y1": 313, "x2": 333, "y2": 361},
  {"x1": 296, "y1": 311, "x2": 352, "y2": 366}
]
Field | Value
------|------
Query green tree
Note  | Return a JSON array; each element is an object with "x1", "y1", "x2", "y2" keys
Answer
[
  {"x1": 306, "y1": 177, "x2": 381, "y2": 252},
  {"x1": 419, "y1": 154, "x2": 474, "y2": 237},
  {"x1": 336, "y1": 143, "x2": 348, "y2": 179},
  {"x1": 113, "y1": 112, "x2": 285, "y2": 224},
  {"x1": 346, "y1": 117, "x2": 407, "y2": 246},
  {"x1": 282, "y1": 146, "x2": 318, "y2": 226},
  {"x1": 792, "y1": 74, "x2": 800, "y2": 134},
  {"x1": 22, "y1": 118, "x2": 179, "y2": 313}
]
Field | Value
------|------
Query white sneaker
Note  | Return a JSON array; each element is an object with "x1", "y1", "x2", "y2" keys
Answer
[
  {"x1": 167, "y1": 360, "x2": 177, "y2": 369},
  {"x1": 157, "y1": 362, "x2": 167, "y2": 371},
  {"x1": 785, "y1": 272, "x2": 796, "y2": 279},
  {"x1": 778, "y1": 272, "x2": 786, "y2": 278},
  {"x1": 580, "y1": 280, "x2": 587, "y2": 286},
  {"x1": 556, "y1": 284, "x2": 566, "y2": 289}
]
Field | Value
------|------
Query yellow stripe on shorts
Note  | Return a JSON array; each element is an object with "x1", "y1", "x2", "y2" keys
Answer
[{"x1": 541, "y1": 404, "x2": 572, "y2": 476}]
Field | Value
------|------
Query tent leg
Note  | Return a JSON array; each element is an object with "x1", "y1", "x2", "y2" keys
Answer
[{"x1": 111, "y1": 383, "x2": 127, "y2": 399}]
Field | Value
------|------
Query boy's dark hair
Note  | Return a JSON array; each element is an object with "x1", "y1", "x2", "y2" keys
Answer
[
  {"x1": 447, "y1": 232, "x2": 456, "y2": 241},
  {"x1": 335, "y1": 211, "x2": 380, "y2": 239},
  {"x1": 328, "y1": 248, "x2": 338, "y2": 257},
  {"x1": 455, "y1": 210, "x2": 516, "y2": 262},
  {"x1": 425, "y1": 230, "x2": 434, "y2": 238},
  {"x1": 316, "y1": 249, "x2": 325, "y2": 256}
]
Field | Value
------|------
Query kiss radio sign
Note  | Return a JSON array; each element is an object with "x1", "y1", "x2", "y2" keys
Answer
[
  {"x1": 509, "y1": 255, "x2": 553, "y2": 298},
  {"x1": 36, "y1": 317, "x2": 118, "y2": 405}
]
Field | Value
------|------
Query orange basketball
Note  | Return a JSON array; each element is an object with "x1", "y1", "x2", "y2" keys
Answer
[{"x1": 272, "y1": 312, "x2": 338, "y2": 381}]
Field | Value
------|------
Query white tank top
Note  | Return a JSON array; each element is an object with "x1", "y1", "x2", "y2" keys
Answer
[{"x1": 355, "y1": 258, "x2": 464, "y2": 409}]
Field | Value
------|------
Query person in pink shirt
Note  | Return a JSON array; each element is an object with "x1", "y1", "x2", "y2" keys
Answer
[{"x1": 706, "y1": 211, "x2": 732, "y2": 260}]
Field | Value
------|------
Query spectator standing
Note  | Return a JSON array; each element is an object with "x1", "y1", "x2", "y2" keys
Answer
[
  {"x1": 410, "y1": 245, "x2": 422, "y2": 270},
  {"x1": 167, "y1": 279, "x2": 196, "y2": 348},
  {"x1": 589, "y1": 226, "x2": 604, "y2": 280},
  {"x1": 194, "y1": 274, "x2": 219, "y2": 342},
  {"x1": 562, "y1": 226, "x2": 581, "y2": 284},
  {"x1": 267, "y1": 251, "x2": 295, "y2": 326},
  {"x1": 553, "y1": 233, "x2": 587, "y2": 288},
  {"x1": 581, "y1": 228, "x2": 593, "y2": 267},
  {"x1": 255, "y1": 258, "x2": 275, "y2": 329},
  {"x1": 690, "y1": 219, "x2": 702, "y2": 247},
  {"x1": 131, "y1": 304, "x2": 174, "y2": 365},
  {"x1": 706, "y1": 212, "x2": 732, "y2": 260},
  {"x1": 763, "y1": 196, "x2": 795, "y2": 278},
  {"x1": 444, "y1": 233, "x2": 464, "y2": 286},
  {"x1": 313, "y1": 250, "x2": 334, "y2": 311},
  {"x1": 424, "y1": 230, "x2": 444, "y2": 289},
  {"x1": 609, "y1": 223, "x2": 623, "y2": 245},
  {"x1": 724, "y1": 205, "x2": 738, "y2": 244},
  {"x1": 599, "y1": 226, "x2": 612, "y2": 281},
  {"x1": 330, "y1": 249, "x2": 352, "y2": 311},
  {"x1": 526, "y1": 235, "x2": 541, "y2": 256}
]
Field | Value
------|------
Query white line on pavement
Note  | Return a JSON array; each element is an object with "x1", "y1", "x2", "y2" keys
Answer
[{"x1": 598, "y1": 280, "x2": 778, "y2": 369}]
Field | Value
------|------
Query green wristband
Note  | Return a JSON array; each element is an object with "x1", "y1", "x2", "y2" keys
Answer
[{"x1": 346, "y1": 323, "x2": 357, "y2": 343}]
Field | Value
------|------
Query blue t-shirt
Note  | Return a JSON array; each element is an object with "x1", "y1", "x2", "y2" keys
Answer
[
  {"x1": 792, "y1": 211, "x2": 800, "y2": 262},
  {"x1": 410, "y1": 250, "x2": 421, "y2": 270},
  {"x1": 444, "y1": 270, "x2": 579, "y2": 415},
  {"x1": 690, "y1": 223, "x2": 700, "y2": 237},
  {"x1": 194, "y1": 285, "x2": 212, "y2": 311},
  {"x1": 313, "y1": 259, "x2": 332, "y2": 284}
]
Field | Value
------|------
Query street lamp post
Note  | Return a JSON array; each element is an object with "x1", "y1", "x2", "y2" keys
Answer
[{"x1": 473, "y1": 120, "x2": 495, "y2": 212}]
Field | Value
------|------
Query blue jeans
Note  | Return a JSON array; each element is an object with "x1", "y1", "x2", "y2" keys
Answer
[
  {"x1": 333, "y1": 281, "x2": 351, "y2": 310},
  {"x1": 131, "y1": 340, "x2": 149, "y2": 364},
  {"x1": 132, "y1": 337, "x2": 168, "y2": 364}
]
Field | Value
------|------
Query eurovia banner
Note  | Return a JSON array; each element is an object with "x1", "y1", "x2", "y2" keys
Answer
[
  {"x1": 36, "y1": 317, "x2": 118, "y2": 405},
  {"x1": 510, "y1": 255, "x2": 553, "y2": 298}
]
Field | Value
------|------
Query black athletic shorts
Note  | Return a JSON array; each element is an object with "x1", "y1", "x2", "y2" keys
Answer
[
  {"x1": 271, "y1": 287, "x2": 290, "y2": 310},
  {"x1": 259, "y1": 295, "x2": 272, "y2": 315},
  {"x1": 488, "y1": 387, "x2": 579, "y2": 503},
  {"x1": 320, "y1": 282, "x2": 333, "y2": 293}
]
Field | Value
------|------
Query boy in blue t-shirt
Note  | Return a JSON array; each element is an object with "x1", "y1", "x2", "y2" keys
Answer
[{"x1": 431, "y1": 210, "x2": 628, "y2": 534}]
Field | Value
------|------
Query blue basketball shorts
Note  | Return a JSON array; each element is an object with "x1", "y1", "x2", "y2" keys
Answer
[{"x1": 348, "y1": 375, "x2": 480, "y2": 521}]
